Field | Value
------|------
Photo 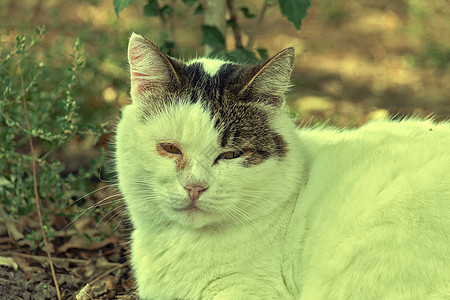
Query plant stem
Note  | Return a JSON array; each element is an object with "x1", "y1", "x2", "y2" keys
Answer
[
  {"x1": 226, "y1": 0, "x2": 243, "y2": 49},
  {"x1": 247, "y1": 1, "x2": 269, "y2": 49},
  {"x1": 20, "y1": 62, "x2": 61, "y2": 300}
]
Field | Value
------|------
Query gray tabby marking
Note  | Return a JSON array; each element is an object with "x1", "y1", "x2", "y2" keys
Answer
[{"x1": 139, "y1": 53, "x2": 289, "y2": 166}]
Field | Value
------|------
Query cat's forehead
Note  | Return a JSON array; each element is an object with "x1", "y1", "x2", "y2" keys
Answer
[
  {"x1": 128, "y1": 34, "x2": 293, "y2": 166},
  {"x1": 174, "y1": 59, "x2": 288, "y2": 165},
  {"x1": 186, "y1": 58, "x2": 228, "y2": 77},
  {"x1": 182, "y1": 58, "x2": 251, "y2": 93}
]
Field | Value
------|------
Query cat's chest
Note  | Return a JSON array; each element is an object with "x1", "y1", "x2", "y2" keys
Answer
[{"x1": 131, "y1": 226, "x2": 284, "y2": 299}]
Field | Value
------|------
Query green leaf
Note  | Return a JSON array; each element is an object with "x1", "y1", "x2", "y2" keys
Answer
[
  {"x1": 240, "y1": 7, "x2": 256, "y2": 18},
  {"x1": 256, "y1": 48, "x2": 269, "y2": 61},
  {"x1": 278, "y1": 0, "x2": 311, "y2": 30},
  {"x1": 226, "y1": 19, "x2": 236, "y2": 27},
  {"x1": 201, "y1": 25, "x2": 226, "y2": 49},
  {"x1": 113, "y1": 0, "x2": 132, "y2": 17},
  {"x1": 193, "y1": 4, "x2": 204, "y2": 15},
  {"x1": 159, "y1": 41, "x2": 175, "y2": 56},
  {"x1": 182, "y1": 0, "x2": 197, "y2": 7},
  {"x1": 3, "y1": 170, "x2": 11, "y2": 181},
  {"x1": 143, "y1": 0, "x2": 158, "y2": 17},
  {"x1": 17, "y1": 203, "x2": 35, "y2": 216},
  {"x1": 161, "y1": 5, "x2": 173, "y2": 17},
  {"x1": 208, "y1": 49, "x2": 229, "y2": 60},
  {"x1": 228, "y1": 49, "x2": 259, "y2": 64}
]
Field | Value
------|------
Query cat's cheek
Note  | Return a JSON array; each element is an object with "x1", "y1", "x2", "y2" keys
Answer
[
  {"x1": 145, "y1": 154, "x2": 174, "y2": 172},
  {"x1": 211, "y1": 164, "x2": 248, "y2": 197},
  {"x1": 212, "y1": 160, "x2": 240, "y2": 178}
]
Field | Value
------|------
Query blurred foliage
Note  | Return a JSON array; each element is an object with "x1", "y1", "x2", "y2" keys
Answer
[
  {"x1": 319, "y1": 0, "x2": 347, "y2": 24},
  {"x1": 114, "y1": 0, "x2": 311, "y2": 62},
  {"x1": 0, "y1": 28, "x2": 110, "y2": 229},
  {"x1": 405, "y1": 0, "x2": 450, "y2": 69}
]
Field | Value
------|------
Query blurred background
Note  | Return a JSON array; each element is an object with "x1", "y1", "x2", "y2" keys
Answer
[
  {"x1": 2, "y1": 0, "x2": 449, "y2": 125},
  {"x1": 0, "y1": 0, "x2": 449, "y2": 297}
]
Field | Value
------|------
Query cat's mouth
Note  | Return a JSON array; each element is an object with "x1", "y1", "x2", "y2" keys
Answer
[{"x1": 174, "y1": 203, "x2": 201, "y2": 212}]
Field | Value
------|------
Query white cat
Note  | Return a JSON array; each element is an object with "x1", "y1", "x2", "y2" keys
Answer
[{"x1": 116, "y1": 33, "x2": 450, "y2": 299}]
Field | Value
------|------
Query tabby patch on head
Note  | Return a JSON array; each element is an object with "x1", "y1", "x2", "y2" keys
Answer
[{"x1": 128, "y1": 33, "x2": 294, "y2": 166}]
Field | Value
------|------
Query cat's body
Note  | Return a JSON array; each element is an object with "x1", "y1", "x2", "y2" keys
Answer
[
  {"x1": 116, "y1": 33, "x2": 450, "y2": 299},
  {"x1": 287, "y1": 120, "x2": 450, "y2": 299}
]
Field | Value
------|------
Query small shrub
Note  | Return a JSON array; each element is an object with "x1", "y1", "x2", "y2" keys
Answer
[{"x1": 0, "y1": 27, "x2": 109, "y2": 234}]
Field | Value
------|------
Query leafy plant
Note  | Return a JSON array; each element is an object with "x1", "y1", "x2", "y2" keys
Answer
[
  {"x1": 406, "y1": 0, "x2": 450, "y2": 70},
  {"x1": 0, "y1": 27, "x2": 109, "y2": 225},
  {"x1": 113, "y1": 0, "x2": 311, "y2": 62},
  {"x1": 278, "y1": 0, "x2": 310, "y2": 29}
]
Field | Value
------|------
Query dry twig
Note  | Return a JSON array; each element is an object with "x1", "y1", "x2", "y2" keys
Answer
[
  {"x1": 1, "y1": 251, "x2": 124, "y2": 269},
  {"x1": 19, "y1": 62, "x2": 62, "y2": 300},
  {"x1": 89, "y1": 261, "x2": 130, "y2": 286},
  {"x1": 227, "y1": 0, "x2": 243, "y2": 49}
]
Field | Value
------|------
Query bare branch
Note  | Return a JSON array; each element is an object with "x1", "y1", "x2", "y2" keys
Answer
[
  {"x1": 19, "y1": 62, "x2": 61, "y2": 300},
  {"x1": 226, "y1": 0, "x2": 243, "y2": 49}
]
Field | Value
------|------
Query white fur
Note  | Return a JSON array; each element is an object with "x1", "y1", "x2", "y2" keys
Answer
[
  {"x1": 116, "y1": 97, "x2": 305, "y2": 298},
  {"x1": 188, "y1": 58, "x2": 227, "y2": 77},
  {"x1": 119, "y1": 34, "x2": 450, "y2": 299},
  {"x1": 116, "y1": 100, "x2": 450, "y2": 299},
  {"x1": 286, "y1": 118, "x2": 450, "y2": 299}
]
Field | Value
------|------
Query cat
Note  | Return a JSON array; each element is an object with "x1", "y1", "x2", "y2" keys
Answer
[{"x1": 115, "y1": 33, "x2": 450, "y2": 299}]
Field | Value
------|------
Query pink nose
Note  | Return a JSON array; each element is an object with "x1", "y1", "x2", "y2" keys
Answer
[{"x1": 184, "y1": 184, "x2": 209, "y2": 203}]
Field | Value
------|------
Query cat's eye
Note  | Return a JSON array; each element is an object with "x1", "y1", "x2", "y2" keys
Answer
[
  {"x1": 159, "y1": 143, "x2": 182, "y2": 155},
  {"x1": 217, "y1": 150, "x2": 243, "y2": 160}
]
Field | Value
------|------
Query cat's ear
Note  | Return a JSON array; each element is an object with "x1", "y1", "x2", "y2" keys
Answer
[
  {"x1": 240, "y1": 48, "x2": 294, "y2": 101},
  {"x1": 128, "y1": 33, "x2": 181, "y2": 102}
]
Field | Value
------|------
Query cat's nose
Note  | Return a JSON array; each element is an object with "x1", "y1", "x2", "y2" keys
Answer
[{"x1": 184, "y1": 183, "x2": 209, "y2": 203}]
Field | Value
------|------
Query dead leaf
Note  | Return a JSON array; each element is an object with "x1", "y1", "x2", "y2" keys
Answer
[
  {"x1": 9, "y1": 254, "x2": 30, "y2": 271},
  {"x1": 57, "y1": 235, "x2": 116, "y2": 253},
  {"x1": 5, "y1": 220, "x2": 24, "y2": 241},
  {"x1": 91, "y1": 275, "x2": 117, "y2": 298},
  {"x1": 121, "y1": 278, "x2": 136, "y2": 292},
  {"x1": 75, "y1": 283, "x2": 93, "y2": 300},
  {"x1": 0, "y1": 256, "x2": 18, "y2": 270}
]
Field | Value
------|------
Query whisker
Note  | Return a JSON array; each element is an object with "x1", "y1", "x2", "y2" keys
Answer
[
  {"x1": 97, "y1": 203, "x2": 128, "y2": 231},
  {"x1": 65, "y1": 183, "x2": 118, "y2": 209}
]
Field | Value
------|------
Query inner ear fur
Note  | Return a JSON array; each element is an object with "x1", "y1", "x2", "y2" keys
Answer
[
  {"x1": 239, "y1": 48, "x2": 295, "y2": 98},
  {"x1": 128, "y1": 33, "x2": 182, "y2": 100}
]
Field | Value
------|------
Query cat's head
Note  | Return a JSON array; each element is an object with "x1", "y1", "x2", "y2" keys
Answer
[{"x1": 116, "y1": 33, "x2": 302, "y2": 230}]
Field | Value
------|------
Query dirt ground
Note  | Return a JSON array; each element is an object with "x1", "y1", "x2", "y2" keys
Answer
[
  {"x1": 0, "y1": 264, "x2": 135, "y2": 299},
  {"x1": 0, "y1": 265, "x2": 81, "y2": 299},
  {"x1": 0, "y1": 210, "x2": 137, "y2": 299}
]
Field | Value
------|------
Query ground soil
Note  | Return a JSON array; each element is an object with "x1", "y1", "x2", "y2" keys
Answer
[
  {"x1": 0, "y1": 212, "x2": 137, "y2": 299},
  {"x1": 0, "y1": 266, "x2": 81, "y2": 300}
]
